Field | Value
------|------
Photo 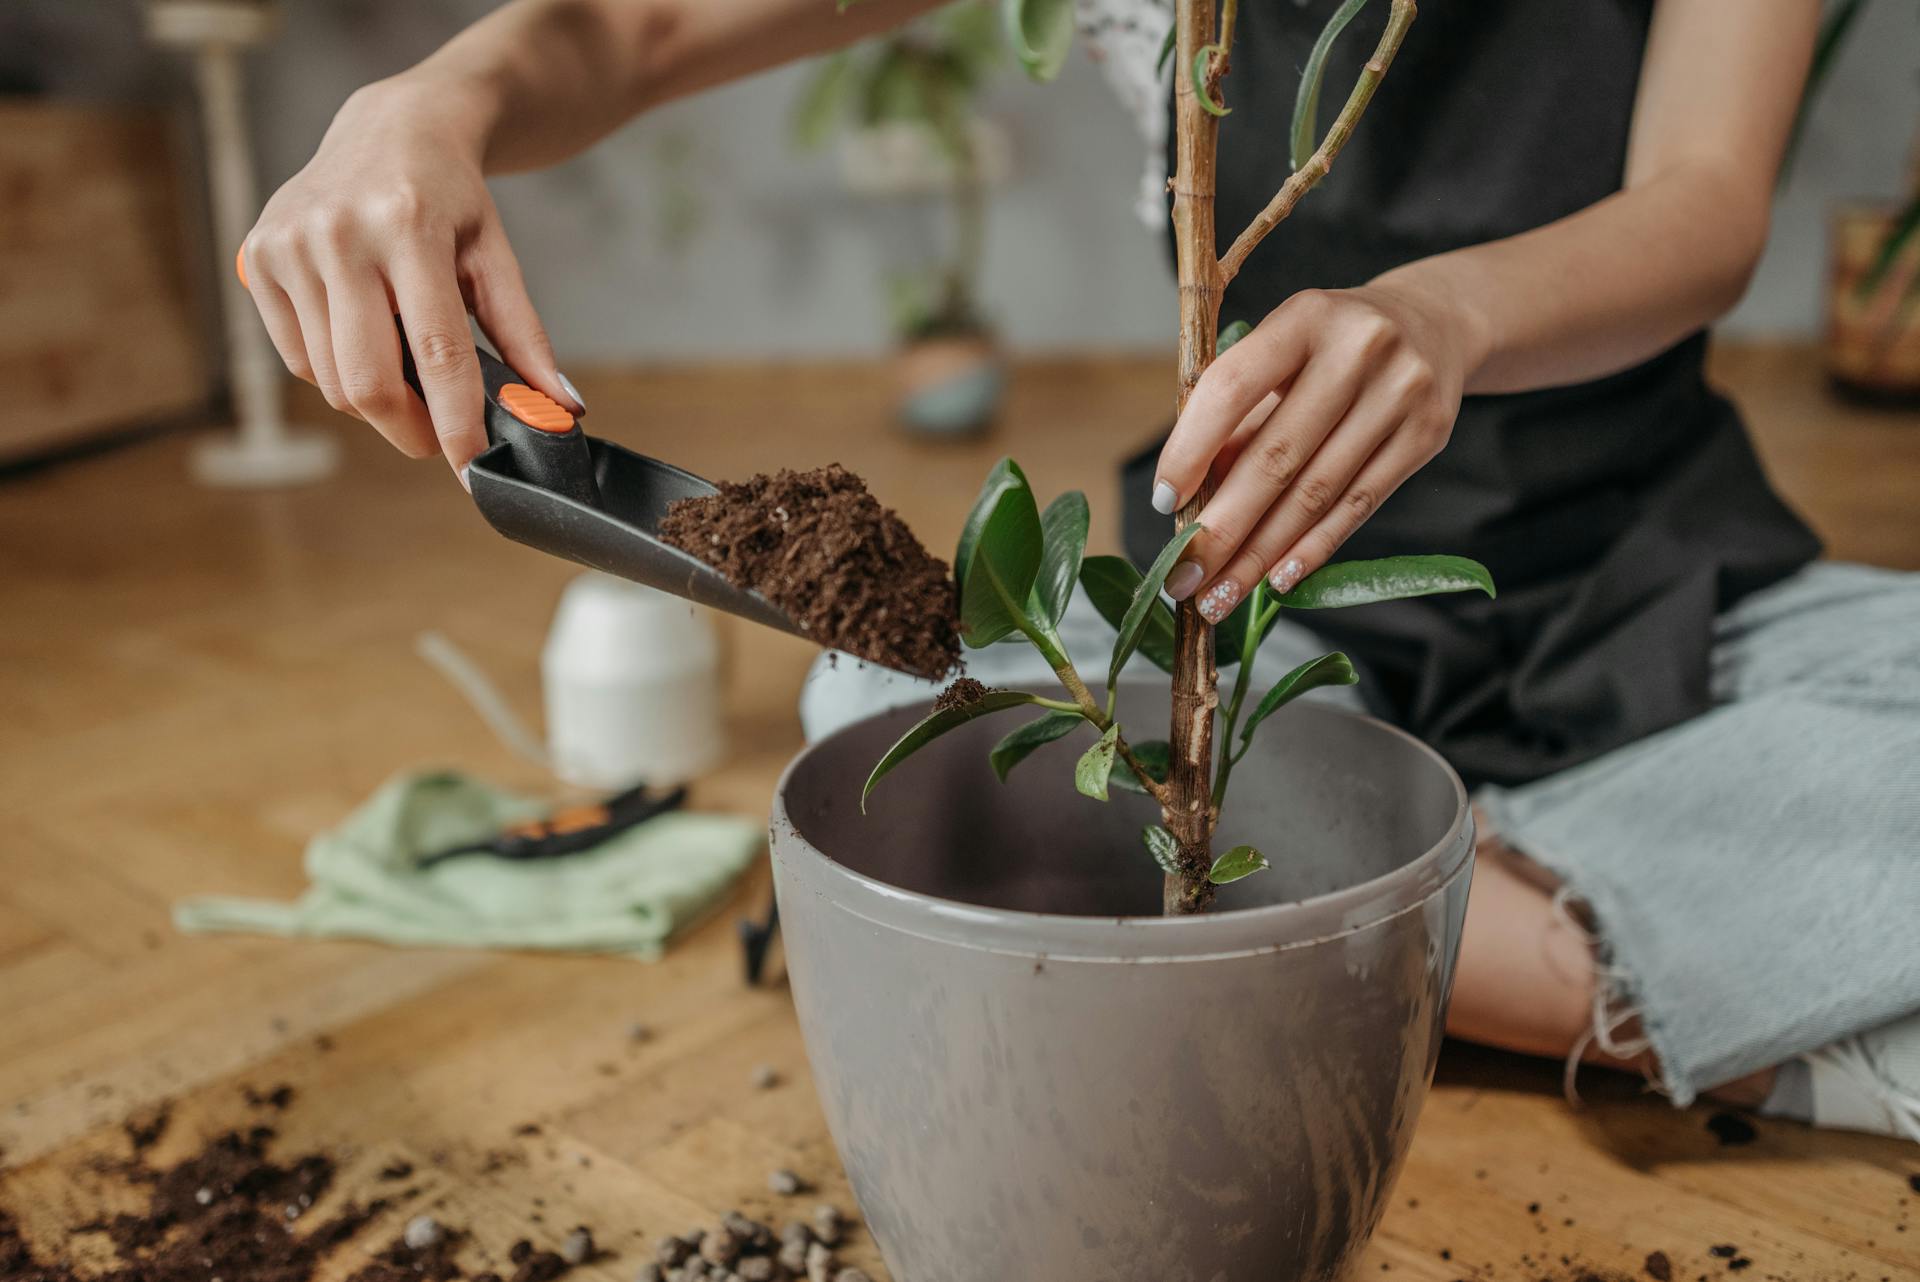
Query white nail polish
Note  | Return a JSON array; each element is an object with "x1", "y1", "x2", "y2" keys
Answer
[
  {"x1": 557, "y1": 371, "x2": 586, "y2": 412},
  {"x1": 1164, "y1": 560, "x2": 1205, "y2": 601},
  {"x1": 457, "y1": 464, "x2": 472, "y2": 493},
  {"x1": 1269, "y1": 557, "x2": 1305, "y2": 594},
  {"x1": 1151, "y1": 480, "x2": 1178, "y2": 516},
  {"x1": 1197, "y1": 579, "x2": 1242, "y2": 625}
]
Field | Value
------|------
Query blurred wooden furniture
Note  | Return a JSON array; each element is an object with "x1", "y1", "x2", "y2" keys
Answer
[
  {"x1": 0, "y1": 350, "x2": 1913, "y2": 1281},
  {"x1": 0, "y1": 102, "x2": 210, "y2": 462}
]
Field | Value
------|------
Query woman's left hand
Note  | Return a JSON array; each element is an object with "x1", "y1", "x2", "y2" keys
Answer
[{"x1": 1151, "y1": 280, "x2": 1482, "y2": 622}]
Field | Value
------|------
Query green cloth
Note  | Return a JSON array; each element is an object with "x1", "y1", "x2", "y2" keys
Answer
[{"x1": 173, "y1": 771, "x2": 763, "y2": 960}]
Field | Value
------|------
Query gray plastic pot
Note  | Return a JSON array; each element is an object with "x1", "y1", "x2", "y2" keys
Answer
[{"x1": 769, "y1": 684, "x2": 1473, "y2": 1282}]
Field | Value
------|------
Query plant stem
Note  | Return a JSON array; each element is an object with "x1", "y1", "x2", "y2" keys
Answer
[
  {"x1": 1211, "y1": 594, "x2": 1276, "y2": 806},
  {"x1": 1164, "y1": 0, "x2": 1225, "y2": 917},
  {"x1": 1217, "y1": 0, "x2": 1415, "y2": 286},
  {"x1": 1030, "y1": 623, "x2": 1176, "y2": 808}
]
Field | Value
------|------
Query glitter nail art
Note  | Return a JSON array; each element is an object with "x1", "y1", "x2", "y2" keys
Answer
[{"x1": 1197, "y1": 579, "x2": 1241, "y2": 624}]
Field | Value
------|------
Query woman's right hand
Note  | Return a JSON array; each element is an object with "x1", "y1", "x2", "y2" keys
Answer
[{"x1": 239, "y1": 76, "x2": 583, "y2": 485}]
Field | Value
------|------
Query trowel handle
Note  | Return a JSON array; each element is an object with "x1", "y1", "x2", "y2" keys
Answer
[
  {"x1": 397, "y1": 330, "x2": 603, "y2": 510},
  {"x1": 232, "y1": 248, "x2": 600, "y2": 508}
]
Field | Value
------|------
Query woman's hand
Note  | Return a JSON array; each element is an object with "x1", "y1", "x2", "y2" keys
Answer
[
  {"x1": 1151, "y1": 280, "x2": 1485, "y2": 621},
  {"x1": 240, "y1": 77, "x2": 581, "y2": 484}
]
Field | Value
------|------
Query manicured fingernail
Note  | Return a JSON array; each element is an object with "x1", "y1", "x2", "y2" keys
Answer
[
  {"x1": 1151, "y1": 480, "x2": 1178, "y2": 515},
  {"x1": 1269, "y1": 557, "x2": 1305, "y2": 594},
  {"x1": 457, "y1": 464, "x2": 472, "y2": 493},
  {"x1": 1197, "y1": 578, "x2": 1241, "y2": 624},
  {"x1": 1165, "y1": 560, "x2": 1205, "y2": 601},
  {"x1": 557, "y1": 371, "x2": 586, "y2": 413}
]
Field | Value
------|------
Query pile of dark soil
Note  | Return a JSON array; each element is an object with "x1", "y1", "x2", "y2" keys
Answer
[
  {"x1": 932, "y1": 677, "x2": 989, "y2": 712},
  {"x1": 658, "y1": 464, "x2": 962, "y2": 679}
]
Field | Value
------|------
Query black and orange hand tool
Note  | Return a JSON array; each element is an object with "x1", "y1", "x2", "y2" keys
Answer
[
  {"x1": 231, "y1": 253, "x2": 915, "y2": 663},
  {"x1": 416, "y1": 782, "x2": 689, "y2": 870}
]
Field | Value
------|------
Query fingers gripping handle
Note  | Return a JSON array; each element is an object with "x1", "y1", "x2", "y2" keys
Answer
[
  {"x1": 231, "y1": 249, "x2": 599, "y2": 508},
  {"x1": 397, "y1": 331, "x2": 602, "y2": 509}
]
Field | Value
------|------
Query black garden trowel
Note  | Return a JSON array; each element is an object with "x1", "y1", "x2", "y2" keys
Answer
[{"x1": 398, "y1": 340, "x2": 821, "y2": 643}]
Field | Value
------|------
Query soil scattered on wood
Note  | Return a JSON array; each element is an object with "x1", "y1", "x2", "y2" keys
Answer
[
  {"x1": 933, "y1": 677, "x2": 990, "y2": 713},
  {"x1": 658, "y1": 464, "x2": 961, "y2": 679}
]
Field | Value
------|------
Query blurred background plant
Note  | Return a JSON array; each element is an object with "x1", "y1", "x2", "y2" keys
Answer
[
  {"x1": 1794, "y1": 0, "x2": 1920, "y2": 403},
  {"x1": 790, "y1": 0, "x2": 1011, "y2": 436}
]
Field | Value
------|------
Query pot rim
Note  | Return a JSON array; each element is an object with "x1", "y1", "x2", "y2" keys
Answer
[{"x1": 769, "y1": 701, "x2": 1474, "y2": 962}]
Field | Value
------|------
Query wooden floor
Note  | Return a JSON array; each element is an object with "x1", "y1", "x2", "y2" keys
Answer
[{"x1": 1, "y1": 343, "x2": 1916, "y2": 1281}]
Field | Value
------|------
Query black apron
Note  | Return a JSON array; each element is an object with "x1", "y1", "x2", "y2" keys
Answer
[{"x1": 1122, "y1": 0, "x2": 1820, "y2": 790}]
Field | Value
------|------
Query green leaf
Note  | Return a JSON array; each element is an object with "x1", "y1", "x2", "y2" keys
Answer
[
  {"x1": 1074, "y1": 723, "x2": 1120, "y2": 801},
  {"x1": 863, "y1": 690, "x2": 1048, "y2": 809},
  {"x1": 955, "y1": 458, "x2": 1044, "y2": 647},
  {"x1": 1034, "y1": 490, "x2": 1089, "y2": 628},
  {"x1": 1215, "y1": 319, "x2": 1252, "y2": 355},
  {"x1": 1080, "y1": 555, "x2": 1176, "y2": 674},
  {"x1": 862, "y1": 46, "x2": 931, "y2": 127},
  {"x1": 792, "y1": 52, "x2": 859, "y2": 149},
  {"x1": 1290, "y1": 0, "x2": 1369, "y2": 171},
  {"x1": 1155, "y1": 22, "x2": 1177, "y2": 75},
  {"x1": 1111, "y1": 739, "x2": 1171, "y2": 795},
  {"x1": 1142, "y1": 824, "x2": 1181, "y2": 875},
  {"x1": 1207, "y1": 844, "x2": 1269, "y2": 885},
  {"x1": 988, "y1": 710, "x2": 1085, "y2": 782},
  {"x1": 1274, "y1": 555, "x2": 1495, "y2": 610},
  {"x1": 1191, "y1": 45, "x2": 1230, "y2": 117},
  {"x1": 1002, "y1": 0, "x2": 1074, "y2": 82},
  {"x1": 1239, "y1": 652, "x2": 1357, "y2": 747},
  {"x1": 1109, "y1": 524, "x2": 1203, "y2": 690}
]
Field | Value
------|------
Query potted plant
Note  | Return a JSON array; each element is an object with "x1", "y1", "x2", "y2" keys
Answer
[
  {"x1": 791, "y1": 0, "x2": 1010, "y2": 436},
  {"x1": 1794, "y1": 0, "x2": 1920, "y2": 403},
  {"x1": 770, "y1": 1, "x2": 1493, "y2": 1276}
]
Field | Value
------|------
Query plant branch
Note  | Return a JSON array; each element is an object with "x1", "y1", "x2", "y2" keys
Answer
[
  {"x1": 1164, "y1": 0, "x2": 1225, "y2": 917},
  {"x1": 1217, "y1": 0, "x2": 1415, "y2": 286}
]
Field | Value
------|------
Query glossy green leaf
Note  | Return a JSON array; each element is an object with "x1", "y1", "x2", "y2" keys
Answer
[
  {"x1": 1034, "y1": 490, "x2": 1090, "y2": 628},
  {"x1": 1208, "y1": 844, "x2": 1269, "y2": 885},
  {"x1": 988, "y1": 710, "x2": 1085, "y2": 782},
  {"x1": 792, "y1": 52, "x2": 858, "y2": 149},
  {"x1": 1274, "y1": 555, "x2": 1494, "y2": 610},
  {"x1": 955, "y1": 458, "x2": 1044, "y2": 647},
  {"x1": 1111, "y1": 739, "x2": 1171, "y2": 796},
  {"x1": 1215, "y1": 319, "x2": 1252, "y2": 355},
  {"x1": 1142, "y1": 824, "x2": 1181, "y2": 875},
  {"x1": 1080, "y1": 555, "x2": 1176, "y2": 674},
  {"x1": 1002, "y1": 0, "x2": 1074, "y2": 82},
  {"x1": 863, "y1": 690, "x2": 1047, "y2": 809},
  {"x1": 1290, "y1": 0, "x2": 1368, "y2": 170},
  {"x1": 1239, "y1": 652, "x2": 1357, "y2": 747},
  {"x1": 1074, "y1": 723, "x2": 1120, "y2": 801},
  {"x1": 1109, "y1": 524, "x2": 1203, "y2": 690},
  {"x1": 1192, "y1": 45, "x2": 1230, "y2": 116}
]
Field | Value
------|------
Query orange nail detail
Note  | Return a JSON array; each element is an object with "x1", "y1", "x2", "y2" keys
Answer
[
  {"x1": 498, "y1": 383, "x2": 575, "y2": 434},
  {"x1": 235, "y1": 246, "x2": 248, "y2": 288}
]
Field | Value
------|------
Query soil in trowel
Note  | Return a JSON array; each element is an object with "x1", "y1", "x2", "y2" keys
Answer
[{"x1": 658, "y1": 464, "x2": 962, "y2": 679}]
